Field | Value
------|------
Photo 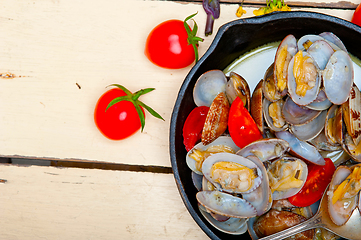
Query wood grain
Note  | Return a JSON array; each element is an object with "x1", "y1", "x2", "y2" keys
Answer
[{"x1": 0, "y1": 164, "x2": 208, "y2": 240}]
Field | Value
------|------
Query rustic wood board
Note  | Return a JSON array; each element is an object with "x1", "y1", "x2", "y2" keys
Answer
[
  {"x1": 0, "y1": 164, "x2": 209, "y2": 240},
  {"x1": 0, "y1": 0, "x2": 355, "y2": 167}
]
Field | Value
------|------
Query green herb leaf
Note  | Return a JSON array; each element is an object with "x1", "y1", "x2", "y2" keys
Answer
[
  {"x1": 184, "y1": 13, "x2": 204, "y2": 63},
  {"x1": 133, "y1": 102, "x2": 146, "y2": 131},
  {"x1": 137, "y1": 100, "x2": 165, "y2": 121},
  {"x1": 106, "y1": 96, "x2": 130, "y2": 111},
  {"x1": 132, "y1": 88, "x2": 155, "y2": 101},
  {"x1": 108, "y1": 84, "x2": 132, "y2": 97}
]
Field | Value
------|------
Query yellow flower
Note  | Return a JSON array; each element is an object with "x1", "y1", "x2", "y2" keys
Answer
[
  {"x1": 253, "y1": 0, "x2": 291, "y2": 16},
  {"x1": 236, "y1": 6, "x2": 247, "y2": 17},
  {"x1": 253, "y1": 7, "x2": 266, "y2": 16}
]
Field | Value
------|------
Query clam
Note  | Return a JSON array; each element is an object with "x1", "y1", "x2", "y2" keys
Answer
[
  {"x1": 327, "y1": 165, "x2": 360, "y2": 226},
  {"x1": 267, "y1": 157, "x2": 308, "y2": 200},
  {"x1": 324, "y1": 104, "x2": 342, "y2": 147},
  {"x1": 282, "y1": 97, "x2": 321, "y2": 126},
  {"x1": 196, "y1": 190, "x2": 257, "y2": 218},
  {"x1": 225, "y1": 72, "x2": 251, "y2": 109},
  {"x1": 202, "y1": 152, "x2": 262, "y2": 194},
  {"x1": 250, "y1": 79, "x2": 264, "y2": 135},
  {"x1": 306, "y1": 40, "x2": 334, "y2": 70},
  {"x1": 319, "y1": 32, "x2": 347, "y2": 52},
  {"x1": 305, "y1": 89, "x2": 332, "y2": 111},
  {"x1": 193, "y1": 70, "x2": 227, "y2": 107},
  {"x1": 323, "y1": 50, "x2": 354, "y2": 105},
  {"x1": 236, "y1": 138, "x2": 289, "y2": 162},
  {"x1": 288, "y1": 110, "x2": 327, "y2": 141},
  {"x1": 201, "y1": 92, "x2": 229, "y2": 145},
  {"x1": 275, "y1": 131, "x2": 326, "y2": 165},
  {"x1": 297, "y1": 34, "x2": 325, "y2": 51},
  {"x1": 186, "y1": 136, "x2": 240, "y2": 175},
  {"x1": 287, "y1": 50, "x2": 321, "y2": 106},
  {"x1": 274, "y1": 34, "x2": 298, "y2": 95},
  {"x1": 263, "y1": 63, "x2": 283, "y2": 102},
  {"x1": 263, "y1": 98, "x2": 288, "y2": 132}
]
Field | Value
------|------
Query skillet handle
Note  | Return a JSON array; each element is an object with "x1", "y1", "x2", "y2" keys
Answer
[{"x1": 257, "y1": 213, "x2": 321, "y2": 240}]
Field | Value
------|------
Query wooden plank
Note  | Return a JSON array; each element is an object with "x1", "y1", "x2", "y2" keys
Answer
[
  {"x1": 0, "y1": 0, "x2": 355, "y2": 166},
  {"x1": 0, "y1": 164, "x2": 209, "y2": 240}
]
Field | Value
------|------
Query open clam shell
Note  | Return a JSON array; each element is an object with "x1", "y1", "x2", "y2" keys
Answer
[
  {"x1": 225, "y1": 72, "x2": 251, "y2": 109},
  {"x1": 193, "y1": 70, "x2": 227, "y2": 107},
  {"x1": 327, "y1": 166, "x2": 358, "y2": 226},
  {"x1": 186, "y1": 136, "x2": 240, "y2": 175},
  {"x1": 263, "y1": 63, "x2": 283, "y2": 102},
  {"x1": 306, "y1": 40, "x2": 334, "y2": 70},
  {"x1": 196, "y1": 191, "x2": 257, "y2": 218},
  {"x1": 282, "y1": 97, "x2": 321, "y2": 126},
  {"x1": 319, "y1": 32, "x2": 347, "y2": 52},
  {"x1": 202, "y1": 152, "x2": 263, "y2": 194},
  {"x1": 297, "y1": 34, "x2": 325, "y2": 51},
  {"x1": 236, "y1": 138, "x2": 289, "y2": 162},
  {"x1": 274, "y1": 34, "x2": 298, "y2": 95},
  {"x1": 323, "y1": 50, "x2": 354, "y2": 105},
  {"x1": 242, "y1": 155, "x2": 272, "y2": 216},
  {"x1": 275, "y1": 131, "x2": 325, "y2": 165},
  {"x1": 289, "y1": 110, "x2": 327, "y2": 141},
  {"x1": 267, "y1": 157, "x2": 308, "y2": 200},
  {"x1": 263, "y1": 98, "x2": 288, "y2": 132},
  {"x1": 305, "y1": 89, "x2": 333, "y2": 111},
  {"x1": 287, "y1": 51, "x2": 321, "y2": 106}
]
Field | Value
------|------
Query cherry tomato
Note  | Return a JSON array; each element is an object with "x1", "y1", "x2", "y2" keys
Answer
[
  {"x1": 228, "y1": 97, "x2": 262, "y2": 148},
  {"x1": 288, "y1": 158, "x2": 335, "y2": 207},
  {"x1": 94, "y1": 85, "x2": 164, "y2": 140},
  {"x1": 145, "y1": 13, "x2": 203, "y2": 69},
  {"x1": 183, "y1": 106, "x2": 209, "y2": 151},
  {"x1": 351, "y1": 3, "x2": 361, "y2": 27}
]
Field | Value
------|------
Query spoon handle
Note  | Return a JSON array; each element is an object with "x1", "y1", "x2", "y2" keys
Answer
[{"x1": 258, "y1": 213, "x2": 322, "y2": 240}]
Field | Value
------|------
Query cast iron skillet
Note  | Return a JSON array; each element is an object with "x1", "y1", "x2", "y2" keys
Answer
[{"x1": 170, "y1": 11, "x2": 361, "y2": 240}]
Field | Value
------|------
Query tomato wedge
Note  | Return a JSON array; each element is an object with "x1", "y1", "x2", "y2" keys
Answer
[
  {"x1": 183, "y1": 106, "x2": 209, "y2": 151},
  {"x1": 288, "y1": 158, "x2": 335, "y2": 207},
  {"x1": 228, "y1": 97, "x2": 262, "y2": 148}
]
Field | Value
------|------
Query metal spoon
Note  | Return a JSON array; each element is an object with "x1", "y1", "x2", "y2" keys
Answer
[{"x1": 258, "y1": 185, "x2": 361, "y2": 240}]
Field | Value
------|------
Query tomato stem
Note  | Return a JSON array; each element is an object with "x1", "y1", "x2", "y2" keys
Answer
[
  {"x1": 106, "y1": 85, "x2": 164, "y2": 132},
  {"x1": 184, "y1": 13, "x2": 204, "y2": 63}
]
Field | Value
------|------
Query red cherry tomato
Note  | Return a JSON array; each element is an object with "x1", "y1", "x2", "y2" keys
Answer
[
  {"x1": 94, "y1": 85, "x2": 164, "y2": 140},
  {"x1": 94, "y1": 88, "x2": 143, "y2": 140},
  {"x1": 351, "y1": 3, "x2": 361, "y2": 27},
  {"x1": 228, "y1": 97, "x2": 262, "y2": 149},
  {"x1": 145, "y1": 13, "x2": 203, "y2": 69},
  {"x1": 183, "y1": 106, "x2": 209, "y2": 151},
  {"x1": 288, "y1": 158, "x2": 335, "y2": 207}
]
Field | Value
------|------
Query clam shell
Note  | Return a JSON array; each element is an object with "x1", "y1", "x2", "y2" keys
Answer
[
  {"x1": 327, "y1": 166, "x2": 358, "y2": 226},
  {"x1": 196, "y1": 191, "x2": 257, "y2": 218},
  {"x1": 202, "y1": 152, "x2": 262, "y2": 194},
  {"x1": 263, "y1": 63, "x2": 283, "y2": 102},
  {"x1": 297, "y1": 34, "x2": 325, "y2": 51},
  {"x1": 282, "y1": 97, "x2": 321, "y2": 126},
  {"x1": 324, "y1": 104, "x2": 342, "y2": 146},
  {"x1": 198, "y1": 204, "x2": 248, "y2": 235},
  {"x1": 186, "y1": 136, "x2": 240, "y2": 175},
  {"x1": 193, "y1": 70, "x2": 227, "y2": 107},
  {"x1": 275, "y1": 130, "x2": 326, "y2": 165},
  {"x1": 319, "y1": 32, "x2": 347, "y2": 52},
  {"x1": 236, "y1": 138, "x2": 289, "y2": 162},
  {"x1": 201, "y1": 92, "x2": 229, "y2": 145},
  {"x1": 251, "y1": 79, "x2": 264, "y2": 135},
  {"x1": 305, "y1": 89, "x2": 332, "y2": 111},
  {"x1": 263, "y1": 98, "x2": 288, "y2": 132},
  {"x1": 308, "y1": 130, "x2": 342, "y2": 152},
  {"x1": 323, "y1": 50, "x2": 354, "y2": 105},
  {"x1": 242, "y1": 155, "x2": 272, "y2": 216},
  {"x1": 289, "y1": 110, "x2": 327, "y2": 141},
  {"x1": 225, "y1": 72, "x2": 250, "y2": 109},
  {"x1": 306, "y1": 40, "x2": 334, "y2": 70},
  {"x1": 274, "y1": 34, "x2": 298, "y2": 95},
  {"x1": 287, "y1": 51, "x2": 321, "y2": 106},
  {"x1": 267, "y1": 157, "x2": 308, "y2": 200},
  {"x1": 342, "y1": 84, "x2": 361, "y2": 146}
]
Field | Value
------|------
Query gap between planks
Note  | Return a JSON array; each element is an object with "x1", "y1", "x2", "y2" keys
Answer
[{"x1": 0, "y1": 157, "x2": 173, "y2": 174}]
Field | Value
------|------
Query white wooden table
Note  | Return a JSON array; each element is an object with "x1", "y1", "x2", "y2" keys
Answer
[{"x1": 0, "y1": 0, "x2": 358, "y2": 239}]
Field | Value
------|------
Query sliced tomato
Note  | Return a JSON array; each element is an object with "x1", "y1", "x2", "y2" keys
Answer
[
  {"x1": 288, "y1": 158, "x2": 335, "y2": 207},
  {"x1": 228, "y1": 97, "x2": 262, "y2": 149},
  {"x1": 183, "y1": 106, "x2": 209, "y2": 151}
]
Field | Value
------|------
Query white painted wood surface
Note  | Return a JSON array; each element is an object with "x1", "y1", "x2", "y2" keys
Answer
[
  {"x1": 0, "y1": 0, "x2": 355, "y2": 166},
  {"x1": 0, "y1": 164, "x2": 209, "y2": 240},
  {"x1": 0, "y1": 0, "x2": 358, "y2": 239}
]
